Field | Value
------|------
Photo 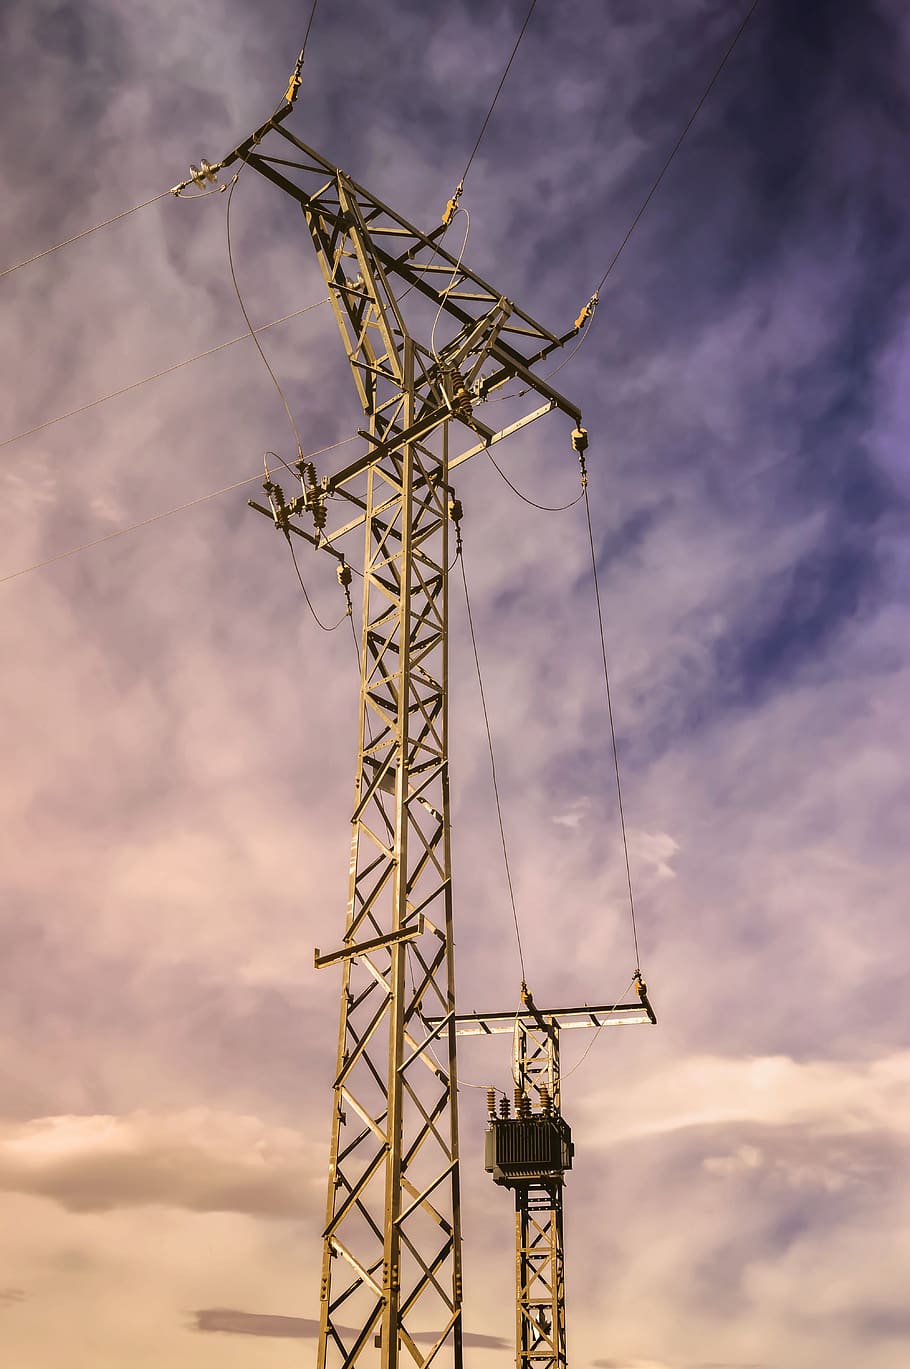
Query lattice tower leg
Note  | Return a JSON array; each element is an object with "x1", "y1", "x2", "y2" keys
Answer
[{"x1": 316, "y1": 368, "x2": 463, "y2": 1369}]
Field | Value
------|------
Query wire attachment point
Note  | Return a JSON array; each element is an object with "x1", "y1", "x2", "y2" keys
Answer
[
  {"x1": 296, "y1": 458, "x2": 327, "y2": 540},
  {"x1": 171, "y1": 159, "x2": 223, "y2": 196},
  {"x1": 264, "y1": 479, "x2": 290, "y2": 533},
  {"x1": 572, "y1": 293, "x2": 598, "y2": 333},
  {"x1": 448, "y1": 496, "x2": 464, "y2": 559},
  {"x1": 285, "y1": 48, "x2": 306, "y2": 105},
  {"x1": 336, "y1": 560, "x2": 353, "y2": 616},
  {"x1": 571, "y1": 427, "x2": 589, "y2": 489},
  {"x1": 442, "y1": 181, "x2": 463, "y2": 227},
  {"x1": 634, "y1": 972, "x2": 657, "y2": 1025}
]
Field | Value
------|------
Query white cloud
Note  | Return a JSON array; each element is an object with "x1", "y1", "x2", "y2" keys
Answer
[
  {"x1": 578, "y1": 1051, "x2": 910, "y2": 1147},
  {"x1": 0, "y1": 1110, "x2": 323, "y2": 1218}
]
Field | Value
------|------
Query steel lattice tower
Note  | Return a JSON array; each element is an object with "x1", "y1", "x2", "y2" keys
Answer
[{"x1": 214, "y1": 99, "x2": 587, "y2": 1369}]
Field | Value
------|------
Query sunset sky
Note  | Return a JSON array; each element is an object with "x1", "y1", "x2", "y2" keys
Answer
[{"x1": 2, "y1": 1, "x2": 909, "y2": 1367}]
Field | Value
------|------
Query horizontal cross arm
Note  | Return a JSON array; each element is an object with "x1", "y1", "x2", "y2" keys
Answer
[{"x1": 424, "y1": 999, "x2": 658, "y2": 1035}]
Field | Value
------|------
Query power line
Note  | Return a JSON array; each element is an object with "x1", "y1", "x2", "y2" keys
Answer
[
  {"x1": 593, "y1": 0, "x2": 762, "y2": 297},
  {"x1": 0, "y1": 191, "x2": 171, "y2": 283},
  {"x1": 0, "y1": 299, "x2": 329, "y2": 452},
  {"x1": 226, "y1": 174, "x2": 307, "y2": 475},
  {"x1": 222, "y1": 12, "x2": 327, "y2": 471},
  {"x1": 461, "y1": 0, "x2": 538, "y2": 188},
  {"x1": 582, "y1": 482, "x2": 641, "y2": 973},
  {"x1": 0, "y1": 435, "x2": 357, "y2": 587},
  {"x1": 301, "y1": 0, "x2": 321, "y2": 57},
  {"x1": 430, "y1": 209, "x2": 471, "y2": 359},
  {"x1": 286, "y1": 533, "x2": 348, "y2": 632},
  {"x1": 485, "y1": 447, "x2": 584, "y2": 513},
  {"x1": 443, "y1": 0, "x2": 539, "y2": 221},
  {"x1": 0, "y1": 12, "x2": 323, "y2": 286},
  {"x1": 459, "y1": 547, "x2": 527, "y2": 986},
  {"x1": 561, "y1": 979, "x2": 636, "y2": 1082},
  {"x1": 0, "y1": 473, "x2": 261, "y2": 586},
  {"x1": 538, "y1": 0, "x2": 762, "y2": 386}
]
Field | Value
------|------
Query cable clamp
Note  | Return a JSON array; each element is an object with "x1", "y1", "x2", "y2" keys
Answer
[
  {"x1": 572, "y1": 292, "x2": 599, "y2": 333},
  {"x1": 442, "y1": 181, "x2": 464, "y2": 227}
]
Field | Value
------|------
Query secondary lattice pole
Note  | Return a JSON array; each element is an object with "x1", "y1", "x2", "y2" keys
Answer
[
  {"x1": 452, "y1": 989, "x2": 656, "y2": 1369},
  {"x1": 512, "y1": 1016, "x2": 568, "y2": 1369}
]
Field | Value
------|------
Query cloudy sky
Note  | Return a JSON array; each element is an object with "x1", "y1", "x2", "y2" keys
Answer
[{"x1": 2, "y1": 0, "x2": 909, "y2": 1366}]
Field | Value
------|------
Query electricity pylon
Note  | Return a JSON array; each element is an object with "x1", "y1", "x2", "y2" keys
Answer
[
  {"x1": 213, "y1": 99, "x2": 583, "y2": 1368},
  {"x1": 193, "y1": 79, "x2": 649, "y2": 1369}
]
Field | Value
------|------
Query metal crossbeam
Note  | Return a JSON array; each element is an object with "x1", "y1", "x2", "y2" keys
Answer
[{"x1": 433, "y1": 999, "x2": 656, "y2": 1036}]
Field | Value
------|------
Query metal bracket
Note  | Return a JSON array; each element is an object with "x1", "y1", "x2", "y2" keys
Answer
[{"x1": 315, "y1": 919, "x2": 425, "y2": 969}]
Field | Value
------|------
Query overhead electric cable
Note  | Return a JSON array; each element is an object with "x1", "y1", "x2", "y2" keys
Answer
[
  {"x1": 0, "y1": 435, "x2": 357, "y2": 587},
  {"x1": 459, "y1": 550, "x2": 527, "y2": 985},
  {"x1": 583, "y1": 483, "x2": 641, "y2": 972},
  {"x1": 1, "y1": 12, "x2": 323, "y2": 285},
  {"x1": 543, "y1": 0, "x2": 762, "y2": 383},
  {"x1": 221, "y1": 13, "x2": 325, "y2": 469},
  {"x1": 442, "y1": 0, "x2": 538, "y2": 221},
  {"x1": 226, "y1": 174, "x2": 308, "y2": 475},
  {"x1": 0, "y1": 191, "x2": 171, "y2": 283},
  {"x1": 0, "y1": 474, "x2": 261, "y2": 585},
  {"x1": 0, "y1": 299, "x2": 329, "y2": 452},
  {"x1": 430, "y1": 209, "x2": 471, "y2": 359},
  {"x1": 461, "y1": 0, "x2": 538, "y2": 189},
  {"x1": 286, "y1": 534, "x2": 347, "y2": 632},
  {"x1": 561, "y1": 979, "x2": 636, "y2": 1082},
  {"x1": 300, "y1": 0, "x2": 321, "y2": 57},
  {"x1": 593, "y1": 0, "x2": 762, "y2": 297},
  {"x1": 485, "y1": 448, "x2": 584, "y2": 513}
]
